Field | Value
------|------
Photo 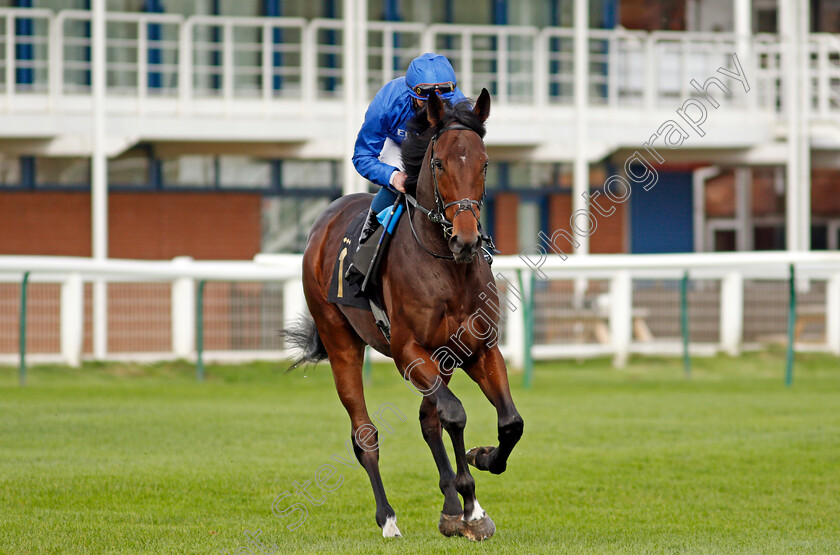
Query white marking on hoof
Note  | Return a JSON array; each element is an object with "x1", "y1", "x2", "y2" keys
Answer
[
  {"x1": 466, "y1": 500, "x2": 485, "y2": 521},
  {"x1": 382, "y1": 516, "x2": 402, "y2": 538}
]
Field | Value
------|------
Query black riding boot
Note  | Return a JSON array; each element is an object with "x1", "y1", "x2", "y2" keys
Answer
[
  {"x1": 344, "y1": 208, "x2": 381, "y2": 283},
  {"x1": 358, "y1": 207, "x2": 380, "y2": 247}
]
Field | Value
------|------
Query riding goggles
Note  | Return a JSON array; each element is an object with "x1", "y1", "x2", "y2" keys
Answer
[{"x1": 411, "y1": 81, "x2": 456, "y2": 99}]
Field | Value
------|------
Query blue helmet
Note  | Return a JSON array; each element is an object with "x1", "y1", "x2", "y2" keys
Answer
[{"x1": 405, "y1": 53, "x2": 457, "y2": 100}]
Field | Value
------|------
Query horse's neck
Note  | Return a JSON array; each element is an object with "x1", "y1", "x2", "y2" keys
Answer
[{"x1": 413, "y1": 166, "x2": 451, "y2": 257}]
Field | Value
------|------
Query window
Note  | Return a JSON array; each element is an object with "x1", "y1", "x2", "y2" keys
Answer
[
  {"x1": 36, "y1": 157, "x2": 90, "y2": 187},
  {"x1": 0, "y1": 155, "x2": 21, "y2": 187},
  {"x1": 754, "y1": 225, "x2": 785, "y2": 250},
  {"x1": 812, "y1": 225, "x2": 829, "y2": 251},
  {"x1": 713, "y1": 229, "x2": 737, "y2": 252},
  {"x1": 262, "y1": 196, "x2": 332, "y2": 253},
  {"x1": 161, "y1": 155, "x2": 215, "y2": 188},
  {"x1": 106, "y1": 0, "x2": 145, "y2": 12},
  {"x1": 219, "y1": 156, "x2": 271, "y2": 189},
  {"x1": 517, "y1": 200, "x2": 542, "y2": 253},
  {"x1": 109, "y1": 150, "x2": 150, "y2": 187},
  {"x1": 281, "y1": 160, "x2": 339, "y2": 189}
]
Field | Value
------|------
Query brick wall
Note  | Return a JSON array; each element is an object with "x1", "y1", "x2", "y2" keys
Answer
[
  {"x1": 620, "y1": 0, "x2": 686, "y2": 31},
  {"x1": 548, "y1": 193, "x2": 626, "y2": 254},
  {"x1": 491, "y1": 191, "x2": 626, "y2": 256},
  {"x1": 705, "y1": 171, "x2": 735, "y2": 218},
  {"x1": 0, "y1": 191, "x2": 262, "y2": 355},
  {"x1": 705, "y1": 169, "x2": 840, "y2": 219},
  {"x1": 0, "y1": 191, "x2": 262, "y2": 259},
  {"x1": 812, "y1": 169, "x2": 840, "y2": 216},
  {"x1": 493, "y1": 193, "x2": 519, "y2": 255}
]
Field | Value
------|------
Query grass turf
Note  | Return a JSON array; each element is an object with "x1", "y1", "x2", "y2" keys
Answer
[{"x1": 1, "y1": 352, "x2": 839, "y2": 554}]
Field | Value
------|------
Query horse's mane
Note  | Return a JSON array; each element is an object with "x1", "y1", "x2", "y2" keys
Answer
[{"x1": 401, "y1": 99, "x2": 486, "y2": 194}]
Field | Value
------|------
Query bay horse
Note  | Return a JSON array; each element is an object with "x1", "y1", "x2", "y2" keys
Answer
[{"x1": 286, "y1": 89, "x2": 523, "y2": 540}]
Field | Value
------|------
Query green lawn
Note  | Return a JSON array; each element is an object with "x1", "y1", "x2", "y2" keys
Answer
[{"x1": 1, "y1": 353, "x2": 839, "y2": 554}]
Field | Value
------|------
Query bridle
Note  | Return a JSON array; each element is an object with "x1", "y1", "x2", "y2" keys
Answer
[{"x1": 403, "y1": 123, "x2": 496, "y2": 261}]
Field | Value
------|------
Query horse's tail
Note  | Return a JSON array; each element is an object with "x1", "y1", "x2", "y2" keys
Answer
[{"x1": 281, "y1": 314, "x2": 328, "y2": 372}]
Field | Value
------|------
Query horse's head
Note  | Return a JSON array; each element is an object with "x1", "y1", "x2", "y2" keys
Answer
[{"x1": 425, "y1": 88, "x2": 491, "y2": 263}]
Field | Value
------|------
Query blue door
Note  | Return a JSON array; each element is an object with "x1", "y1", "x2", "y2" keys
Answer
[{"x1": 630, "y1": 171, "x2": 694, "y2": 253}]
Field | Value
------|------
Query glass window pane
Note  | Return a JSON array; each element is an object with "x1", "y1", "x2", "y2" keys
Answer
[
  {"x1": 218, "y1": 0, "x2": 262, "y2": 16},
  {"x1": 109, "y1": 151, "x2": 149, "y2": 187},
  {"x1": 281, "y1": 160, "x2": 339, "y2": 189},
  {"x1": 0, "y1": 155, "x2": 20, "y2": 187},
  {"x1": 714, "y1": 229, "x2": 737, "y2": 252},
  {"x1": 164, "y1": 0, "x2": 217, "y2": 16},
  {"x1": 161, "y1": 155, "x2": 215, "y2": 188},
  {"x1": 811, "y1": 225, "x2": 828, "y2": 250},
  {"x1": 36, "y1": 157, "x2": 90, "y2": 186},
  {"x1": 34, "y1": 0, "x2": 89, "y2": 9},
  {"x1": 106, "y1": 0, "x2": 145, "y2": 11},
  {"x1": 517, "y1": 200, "x2": 541, "y2": 252},
  {"x1": 219, "y1": 156, "x2": 271, "y2": 189},
  {"x1": 262, "y1": 196, "x2": 332, "y2": 253}
]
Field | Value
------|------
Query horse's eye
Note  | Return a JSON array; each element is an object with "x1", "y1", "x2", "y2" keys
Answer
[{"x1": 433, "y1": 159, "x2": 443, "y2": 170}]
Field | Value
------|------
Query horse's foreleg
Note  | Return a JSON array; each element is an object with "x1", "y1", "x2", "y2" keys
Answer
[
  {"x1": 396, "y1": 344, "x2": 495, "y2": 540},
  {"x1": 462, "y1": 346, "x2": 524, "y2": 475},
  {"x1": 418, "y1": 396, "x2": 464, "y2": 535}
]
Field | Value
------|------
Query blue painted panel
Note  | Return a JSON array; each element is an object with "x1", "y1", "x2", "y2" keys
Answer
[
  {"x1": 630, "y1": 171, "x2": 694, "y2": 253},
  {"x1": 15, "y1": 0, "x2": 34, "y2": 86},
  {"x1": 603, "y1": 0, "x2": 618, "y2": 28},
  {"x1": 324, "y1": 0, "x2": 338, "y2": 92},
  {"x1": 143, "y1": 0, "x2": 164, "y2": 89},
  {"x1": 265, "y1": 0, "x2": 283, "y2": 90},
  {"x1": 82, "y1": 0, "x2": 91, "y2": 86}
]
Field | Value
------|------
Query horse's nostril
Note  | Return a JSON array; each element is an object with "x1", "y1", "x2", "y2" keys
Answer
[{"x1": 449, "y1": 235, "x2": 463, "y2": 252}]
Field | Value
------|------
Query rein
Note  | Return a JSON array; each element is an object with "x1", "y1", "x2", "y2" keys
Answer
[{"x1": 403, "y1": 123, "x2": 496, "y2": 261}]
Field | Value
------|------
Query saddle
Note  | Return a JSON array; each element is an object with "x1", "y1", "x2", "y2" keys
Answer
[{"x1": 327, "y1": 203, "x2": 403, "y2": 341}]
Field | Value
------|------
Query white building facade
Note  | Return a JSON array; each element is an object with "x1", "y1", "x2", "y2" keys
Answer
[{"x1": 0, "y1": 0, "x2": 837, "y2": 256}]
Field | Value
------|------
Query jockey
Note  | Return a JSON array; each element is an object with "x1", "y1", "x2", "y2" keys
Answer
[{"x1": 352, "y1": 52, "x2": 466, "y2": 245}]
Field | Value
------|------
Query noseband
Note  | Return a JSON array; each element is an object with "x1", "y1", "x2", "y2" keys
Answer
[{"x1": 404, "y1": 123, "x2": 496, "y2": 261}]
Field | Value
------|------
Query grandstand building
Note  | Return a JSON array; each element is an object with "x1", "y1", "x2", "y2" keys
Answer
[{"x1": 0, "y1": 0, "x2": 838, "y2": 261}]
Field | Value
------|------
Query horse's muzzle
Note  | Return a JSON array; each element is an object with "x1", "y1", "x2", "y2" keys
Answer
[{"x1": 449, "y1": 234, "x2": 480, "y2": 263}]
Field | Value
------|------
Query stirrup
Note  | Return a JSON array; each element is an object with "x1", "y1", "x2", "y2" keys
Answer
[{"x1": 481, "y1": 245, "x2": 494, "y2": 265}]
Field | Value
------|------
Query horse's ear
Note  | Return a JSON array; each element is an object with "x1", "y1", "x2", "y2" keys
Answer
[
  {"x1": 473, "y1": 88, "x2": 491, "y2": 123},
  {"x1": 427, "y1": 91, "x2": 445, "y2": 127}
]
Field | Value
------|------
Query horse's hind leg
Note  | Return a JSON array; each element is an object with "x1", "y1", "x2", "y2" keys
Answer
[
  {"x1": 418, "y1": 395, "x2": 464, "y2": 536},
  {"x1": 309, "y1": 302, "x2": 400, "y2": 537},
  {"x1": 462, "y1": 347, "x2": 524, "y2": 475}
]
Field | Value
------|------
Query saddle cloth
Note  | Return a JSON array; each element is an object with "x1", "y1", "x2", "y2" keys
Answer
[{"x1": 327, "y1": 210, "x2": 372, "y2": 311}]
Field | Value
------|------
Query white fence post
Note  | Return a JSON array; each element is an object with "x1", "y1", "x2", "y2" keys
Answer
[
  {"x1": 827, "y1": 272, "x2": 840, "y2": 356},
  {"x1": 283, "y1": 278, "x2": 306, "y2": 330},
  {"x1": 60, "y1": 273, "x2": 84, "y2": 367},
  {"x1": 171, "y1": 257, "x2": 195, "y2": 359},
  {"x1": 505, "y1": 270, "x2": 526, "y2": 371},
  {"x1": 610, "y1": 271, "x2": 632, "y2": 368},
  {"x1": 720, "y1": 271, "x2": 744, "y2": 356}
]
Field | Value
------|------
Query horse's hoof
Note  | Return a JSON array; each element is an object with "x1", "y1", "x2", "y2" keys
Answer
[
  {"x1": 382, "y1": 516, "x2": 402, "y2": 538},
  {"x1": 438, "y1": 512, "x2": 464, "y2": 537},
  {"x1": 461, "y1": 513, "x2": 495, "y2": 541},
  {"x1": 466, "y1": 446, "x2": 495, "y2": 470}
]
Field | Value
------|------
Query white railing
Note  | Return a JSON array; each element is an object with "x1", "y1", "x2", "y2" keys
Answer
[
  {"x1": 1, "y1": 8, "x2": 840, "y2": 119},
  {"x1": 0, "y1": 255, "x2": 304, "y2": 365},
  {"x1": 1, "y1": 252, "x2": 839, "y2": 369}
]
